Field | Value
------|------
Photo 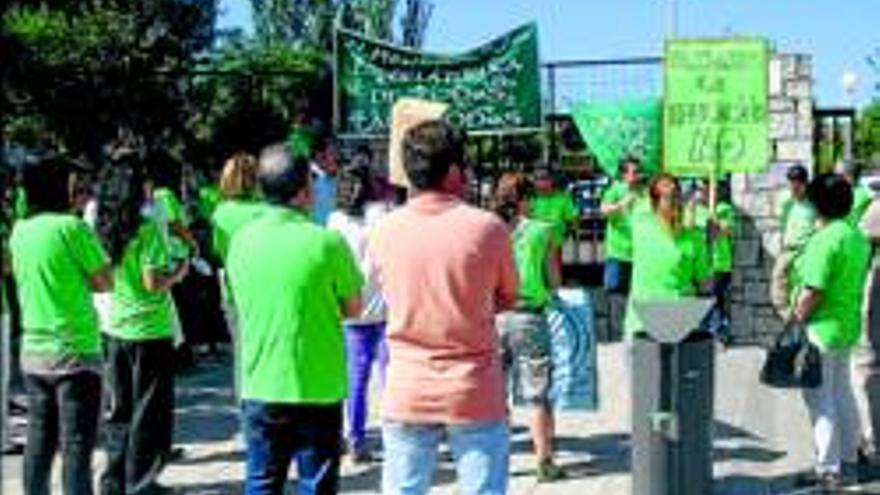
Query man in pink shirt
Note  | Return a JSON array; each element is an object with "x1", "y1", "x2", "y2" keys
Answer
[{"x1": 369, "y1": 120, "x2": 519, "y2": 495}]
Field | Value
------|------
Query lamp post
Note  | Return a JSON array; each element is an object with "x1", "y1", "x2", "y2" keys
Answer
[{"x1": 842, "y1": 70, "x2": 859, "y2": 161}]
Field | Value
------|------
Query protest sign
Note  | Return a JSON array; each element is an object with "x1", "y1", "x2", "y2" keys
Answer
[
  {"x1": 664, "y1": 38, "x2": 770, "y2": 177},
  {"x1": 335, "y1": 23, "x2": 541, "y2": 137},
  {"x1": 572, "y1": 99, "x2": 662, "y2": 177}
]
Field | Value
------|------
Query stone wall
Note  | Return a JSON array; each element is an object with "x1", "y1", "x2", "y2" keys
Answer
[{"x1": 728, "y1": 53, "x2": 814, "y2": 343}]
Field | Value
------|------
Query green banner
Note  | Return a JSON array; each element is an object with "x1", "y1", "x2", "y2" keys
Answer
[
  {"x1": 334, "y1": 24, "x2": 541, "y2": 137},
  {"x1": 664, "y1": 38, "x2": 770, "y2": 177},
  {"x1": 571, "y1": 99, "x2": 662, "y2": 177}
]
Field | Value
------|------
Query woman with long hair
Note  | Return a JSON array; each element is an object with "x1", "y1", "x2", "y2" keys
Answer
[
  {"x1": 95, "y1": 161, "x2": 188, "y2": 495},
  {"x1": 624, "y1": 173, "x2": 712, "y2": 337},
  {"x1": 211, "y1": 152, "x2": 264, "y2": 400}
]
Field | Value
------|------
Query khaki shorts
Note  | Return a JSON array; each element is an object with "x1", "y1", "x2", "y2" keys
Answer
[{"x1": 498, "y1": 311, "x2": 552, "y2": 406}]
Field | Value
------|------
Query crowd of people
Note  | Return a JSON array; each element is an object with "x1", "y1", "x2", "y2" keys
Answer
[{"x1": 1, "y1": 115, "x2": 878, "y2": 495}]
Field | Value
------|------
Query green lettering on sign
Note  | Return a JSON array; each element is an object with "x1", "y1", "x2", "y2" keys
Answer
[
  {"x1": 334, "y1": 24, "x2": 541, "y2": 137},
  {"x1": 664, "y1": 38, "x2": 770, "y2": 177}
]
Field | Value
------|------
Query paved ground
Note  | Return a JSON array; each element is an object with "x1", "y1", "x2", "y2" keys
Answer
[{"x1": 3, "y1": 343, "x2": 879, "y2": 494}]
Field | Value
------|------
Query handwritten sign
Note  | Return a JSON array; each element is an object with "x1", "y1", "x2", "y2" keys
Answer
[
  {"x1": 664, "y1": 38, "x2": 770, "y2": 177},
  {"x1": 334, "y1": 24, "x2": 541, "y2": 137},
  {"x1": 571, "y1": 99, "x2": 662, "y2": 177}
]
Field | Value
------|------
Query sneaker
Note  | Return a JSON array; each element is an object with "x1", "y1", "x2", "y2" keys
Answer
[
  {"x1": 794, "y1": 470, "x2": 849, "y2": 489},
  {"x1": 537, "y1": 458, "x2": 567, "y2": 483}
]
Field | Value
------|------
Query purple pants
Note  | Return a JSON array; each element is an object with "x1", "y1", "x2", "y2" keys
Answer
[{"x1": 345, "y1": 322, "x2": 387, "y2": 451}]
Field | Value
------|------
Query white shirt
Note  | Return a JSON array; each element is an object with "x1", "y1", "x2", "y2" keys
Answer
[{"x1": 327, "y1": 201, "x2": 391, "y2": 324}]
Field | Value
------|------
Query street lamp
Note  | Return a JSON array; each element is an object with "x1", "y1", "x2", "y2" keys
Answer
[{"x1": 841, "y1": 70, "x2": 859, "y2": 160}]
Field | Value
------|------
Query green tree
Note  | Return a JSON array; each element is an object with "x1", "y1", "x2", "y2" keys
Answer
[
  {"x1": 856, "y1": 102, "x2": 880, "y2": 169},
  {"x1": 3, "y1": 0, "x2": 218, "y2": 162}
]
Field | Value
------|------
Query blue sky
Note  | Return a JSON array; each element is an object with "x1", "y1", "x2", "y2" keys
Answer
[{"x1": 218, "y1": 0, "x2": 877, "y2": 107}]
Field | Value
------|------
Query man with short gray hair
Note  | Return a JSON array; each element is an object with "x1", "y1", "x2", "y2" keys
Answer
[{"x1": 227, "y1": 144, "x2": 364, "y2": 495}]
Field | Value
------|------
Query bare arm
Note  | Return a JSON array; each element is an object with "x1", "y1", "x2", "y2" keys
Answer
[
  {"x1": 143, "y1": 262, "x2": 189, "y2": 293},
  {"x1": 790, "y1": 287, "x2": 822, "y2": 325},
  {"x1": 600, "y1": 194, "x2": 635, "y2": 217}
]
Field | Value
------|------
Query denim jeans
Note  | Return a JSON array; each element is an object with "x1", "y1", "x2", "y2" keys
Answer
[
  {"x1": 603, "y1": 258, "x2": 632, "y2": 295},
  {"x1": 101, "y1": 336, "x2": 175, "y2": 495},
  {"x1": 242, "y1": 400, "x2": 343, "y2": 495},
  {"x1": 24, "y1": 371, "x2": 101, "y2": 495},
  {"x1": 382, "y1": 421, "x2": 509, "y2": 495},
  {"x1": 344, "y1": 322, "x2": 387, "y2": 451}
]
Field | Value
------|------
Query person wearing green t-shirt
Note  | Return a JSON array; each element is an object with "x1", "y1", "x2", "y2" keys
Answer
[
  {"x1": 600, "y1": 157, "x2": 647, "y2": 294},
  {"x1": 530, "y1": 171, "x2": 578, "y2": 246},
  {"x1": 493, "y1": 173, "x2": 564, "y2": 482},
  {"x1": 684, "y1": 181, "x2": 736, "y2": 338},
  {"x1": 228, "y1": 144, "x2": 363, "y2": 495},
  {"x1": 94, "y1": 162, "x2": 189, "y2": 495},
  {"x1": 600, "y1": 157, "x2": 648, "y2": 342},
  {"x1": 771, "y1": 165, "x2": 817, "y2": 315},
  {"x1": 10, "y1": 157, "x2": 112, "y2": 495},
  {"x1": 789, "y1": 174, "x2": 871, "y2": 486},
  {"x1": 210, "y1": 153, "x2": 264, "y2": 400},
  {"x1": 624, "y1": 174, "x2": 712, "y2": 337}
]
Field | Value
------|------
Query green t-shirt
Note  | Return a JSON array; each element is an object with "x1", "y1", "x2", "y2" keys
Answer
[
  {"x1": 512, "y1": 218, "x2": 555, "y2": 309},
  {"x1": 107, "y1": 220, "x2": 175, "y2": 341},
  {"x1": 687, "y1": 203, "x2": 735, "y2": 273},
  {"x1": 600, "y1": 182, "x2": 647, "y2": 262},
  {"x1": 847, "y1": 183, "x2": 873, "y2": 227},
  {"x1": 795, "y1": 220, "x2": 870, "y2": 351},
  {"x1": 779, "y1": 193, "x2": 816, "y2": 254},
  {"x1": 712, "y1": 203, "x2": 735, "y2": 274},
  {"x1": 211, "y1": 199, "x2": 265, "y2": 263},
  {"x1": 153, "y1": 187, "x2": 190, "y2": 259},
  {"x1": 530, "y1": 191, "x2": 578, "y2": 245},
  {"x1": 10, "y1": 213, "x2": 108, "y2": 358},
  {"x1": 197, "y1": 185, "x2": 222, "y2": 221},
  {"x1": 624, "y1": 212, "x2": 712, "y2": 336},
  {"x1": 227, "y1": 206, "x2": 364, "y2": 404},
  {"x1": 14, "y1": 187, "x2": 28, "y2": 219}
]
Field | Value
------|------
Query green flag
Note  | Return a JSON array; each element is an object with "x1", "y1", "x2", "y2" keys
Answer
[
  {"x1": 664, "y1": 38, "x2": 770, "y2": 177},
  {"x1": 571, "y1": 99, "x2": 662, "y2": 177},
  {"x1": 334, "y1": 24, "x2": 542, "y2": 137}
]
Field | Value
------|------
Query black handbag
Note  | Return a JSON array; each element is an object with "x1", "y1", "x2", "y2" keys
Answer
[{"x1": 759, "y1": 323, "x2": 823, "y2": 389}]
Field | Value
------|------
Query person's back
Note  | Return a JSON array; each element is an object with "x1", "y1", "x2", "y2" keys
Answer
[
  {"x1": 371, "y1": 195, "x2": 516, "y2": 421},
  {"x1": 12, "y1": 213, "x2": 106, "y2": 369},
  {"x1": 229, "y1": 207, "x2": 361, "y2": 402},
  {"x1": 10, "y1": 158, "x2": 111, "y2": 495},
  {"x1": 226, "y1": 144, "x2": 362, "y2": 495},
  {"x1": 369, "y1": 119, "x2": 517, "y2": 495}
]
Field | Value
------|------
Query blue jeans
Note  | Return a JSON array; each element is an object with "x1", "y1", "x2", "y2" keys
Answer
[
  {"x1": 242, "y1": 401, "x2": 343, "y2": 495},
  {"x1": 24, "y1": 372, "x2": 101, "y2": 495},
  {"x1": 344, "y1": 322, "x2": 387, "y2": 451},
  {"x1": 603, "y1": 258, "x2": 632, "y2": 294},
  {"x1": 382, "y1": 421, "x2": 509, "y2": 495}
]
